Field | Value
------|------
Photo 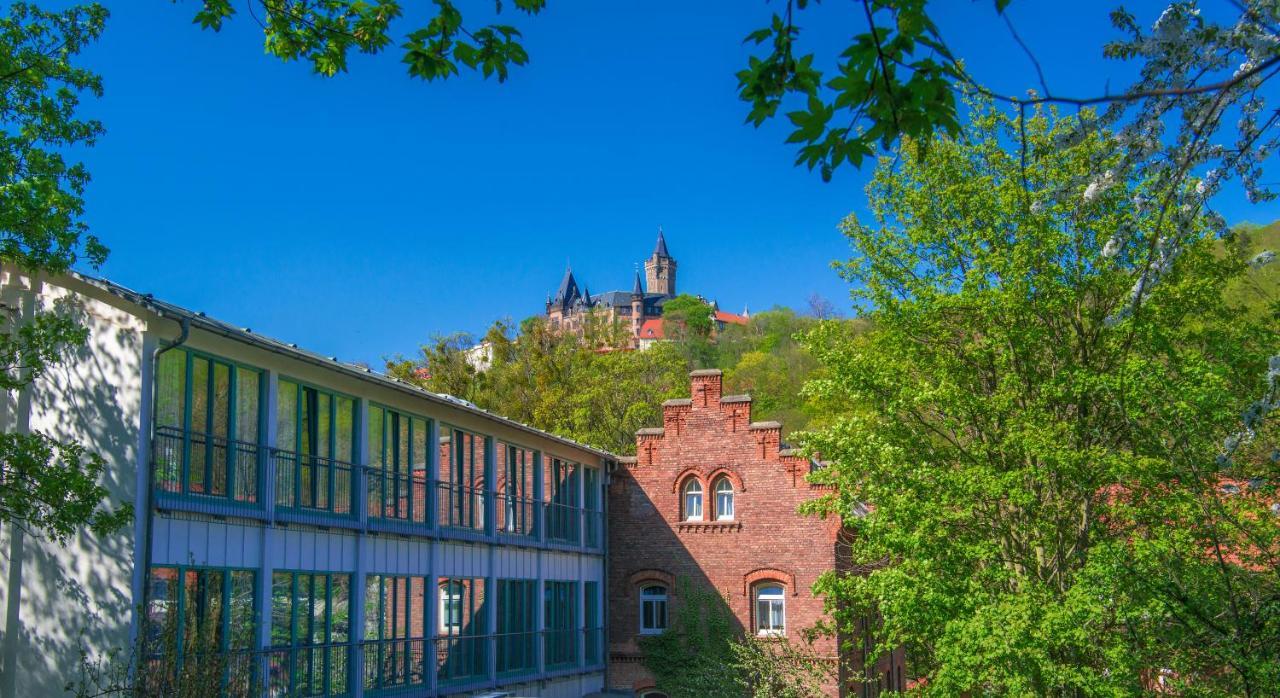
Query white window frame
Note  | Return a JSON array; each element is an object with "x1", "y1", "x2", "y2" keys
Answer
[
  {"x1": 639, "y1": 585, "x2": 668, "y2": 635},
  {"x1": 683, "y1": 479, "x2": 703, "y2": 522},
  {"x1": 755, "y1": 584, "x2": 785, "y2": 636},
  {"x1": 438, "y1": 582, "x2": 463, "y2": 634},
  {"x1": 714, "y1": 477, "x2": 734, "y2": 521}
]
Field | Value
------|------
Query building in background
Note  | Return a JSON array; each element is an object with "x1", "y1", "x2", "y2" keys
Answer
[
  {"x1": 0, "y1": 268, "x2": 611, "y2": 698},
  {"x1": 606, "y1": 369, "x2": 905, "y2": 697},
  {"x1": 545, "y1": 230, "x2": 747, "y2": 350}
]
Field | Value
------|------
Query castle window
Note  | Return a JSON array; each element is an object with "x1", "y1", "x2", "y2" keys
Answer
[
  {"x1": 683, "y1": 479, "x2": 703, "y2": 521},
  {"x1": 714, "y1": 477, "x2": 734, "y2": 521},
  {"x1": 755, "y1": 584, "x2": 785, "y2": 636},
  {"x1": 640, "y1": 585, "x2": 668, "y2": 634}
]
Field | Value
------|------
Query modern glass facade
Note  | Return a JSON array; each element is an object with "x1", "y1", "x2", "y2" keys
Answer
[{"x1": 145, "y1": 345, "x2": 610, "y2": 697}]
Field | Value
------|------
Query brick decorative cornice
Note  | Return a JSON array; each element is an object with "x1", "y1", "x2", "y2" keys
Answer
[{"x1": 677, "y1": 521, "x2": 742, "y2": 533}]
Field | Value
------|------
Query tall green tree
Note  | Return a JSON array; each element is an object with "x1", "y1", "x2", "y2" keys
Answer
[
  {"x1": 1, "y1": 2, "x2": 128, "y2": 542},
  {"x1": 802, "y1": 102, "x2": 1280, "y2": 696}
]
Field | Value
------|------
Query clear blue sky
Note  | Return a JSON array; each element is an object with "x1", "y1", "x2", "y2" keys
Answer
[{"x1": 71, "y1": 1, "x2": 1279, "y2": 367}]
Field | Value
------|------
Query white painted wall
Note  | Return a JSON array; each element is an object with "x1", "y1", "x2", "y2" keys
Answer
[{"x1": 0, "y1": 270, "x2": 147, "y2": 697}]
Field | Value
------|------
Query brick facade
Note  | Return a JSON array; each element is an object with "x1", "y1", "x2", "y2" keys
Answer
[{"x1": 607, "y1": 369, "x2": 905, "y2": 697}]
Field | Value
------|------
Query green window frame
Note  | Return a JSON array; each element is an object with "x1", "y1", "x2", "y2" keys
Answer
[
  {"x1": 583, "y1": 466, "x2": 601, "y2": 548},
  {"x1": 496, "y1": 579, "x2": 536, "y2": 676},
  {"x1": 367, "y1": 405, "x2": 430, "y2": 524},
  {"x1": 276, "y1": 379, "x2": 358, "y2": 516},
  {"x1": 363, "y1": 575, "x2": 427, "y2": 693},
  {"x1": 154, "y1": 348, "x2": 262, "y2": 504},
  {"x1": 270, "y1": 570, "x2": 352, "y2": 697},
  {"x1": 439, "y1": 426, "x2": 486, "y2": 531},
  {"x1": 546, "y1": 459, "x2": 580, "y2": 544},
  {"x1": 497, "y1": 443, "x2": 536, "y2": 536},
  {"x1": 436, "y1": 577, "x2": 487, "y2": 685},
  {"x1": 144, "y1": 565, "x2": 257, "y2": 694},
  {"x1": 584, "y1": 581, "x2": 600, "y2": 665},
  {"x1": 543, "y1": 580, "x2": 577, "y2": 670}
]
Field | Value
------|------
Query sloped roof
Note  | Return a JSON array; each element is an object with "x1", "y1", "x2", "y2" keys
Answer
[
  {"x1": 552, "y1": 267, "x2": 580, "y2": 307},
  {"x1": 715, "y1": 310, "x2": 749, "y2": 326},
  {"x1": 639, "y1": 318, "x2": 665, "y2": 340}
]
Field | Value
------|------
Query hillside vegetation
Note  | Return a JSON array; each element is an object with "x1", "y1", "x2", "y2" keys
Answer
[{"x1": 386, "y1": 305, "x2": 845, "y2": 455}]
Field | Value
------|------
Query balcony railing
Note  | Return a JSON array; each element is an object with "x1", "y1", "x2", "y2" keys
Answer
[
  {"x1": 496, "y1": 494, "x2": 538, "y2": 538},
  {"x1": 153, "y1": 425, "x2": 260, "y2": 507},
  {"x1": 362, "y1": 637, "x2": 427, "y2": 693},
  {"x1": 545, "y1": 502, "x2": 581, "y2": 545},
  {"x1": 274, "y1": 449, "x2": 356, "y2": 519},
  {"x1": 436, "y1": 482, "x2": 486, "y2": 532},
  {"x1": 366, "y1": 467, "x2": 429, "y2": 524},
  {"x1": 265, "y1": 642, "x2": 351, "y2": 697},
  {"x1": 153, "y1": 428, "x2": 603, "y2": 548}
]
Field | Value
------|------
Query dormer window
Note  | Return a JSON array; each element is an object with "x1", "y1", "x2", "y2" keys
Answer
[{"x1": 683, "y1": 479, "x2": 703, "y2": 521}]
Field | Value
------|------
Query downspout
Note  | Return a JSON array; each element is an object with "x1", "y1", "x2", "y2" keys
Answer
[
  {"x1": 137, "y1": 314, "x2": 189, "y2": 650},
  {"x1": 602, "y1": 459, "x2": 614, "y2": 693}
]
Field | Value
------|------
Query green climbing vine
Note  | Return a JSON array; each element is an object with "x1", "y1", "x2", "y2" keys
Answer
[{"x1": 639, "y1": 576, "x2": 740, "y2": 697}]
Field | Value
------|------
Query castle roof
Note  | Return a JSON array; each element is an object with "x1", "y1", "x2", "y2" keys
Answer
[
  {"x1": 632, "y1": 270, "x2": 643, "y2": 296},
  {"x1": 653, "y1": 228, "x2": 670, "y2": 258},
  {"x1": 552, "y1": 267, "x2": 580, "y2": 308}
]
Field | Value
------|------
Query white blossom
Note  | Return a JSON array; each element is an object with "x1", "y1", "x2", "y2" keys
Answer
[
  {"x1": 1234, "y1": 60, "x2": 1255, "y2": 79},
  {"x1": 1030, "y1": 199, "x2": 1044, "y2": 215},
  {"x1": 1083, "y1": 170, "x2": 1115, "y2": 203},
  {"x1": 1102, "y1": 237, "x2": 1124, "y2": 258}
]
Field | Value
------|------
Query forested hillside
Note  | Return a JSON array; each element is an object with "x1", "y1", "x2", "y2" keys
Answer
[{"x1": 386, "y1": 305, "x2": 849, "y2": 455}]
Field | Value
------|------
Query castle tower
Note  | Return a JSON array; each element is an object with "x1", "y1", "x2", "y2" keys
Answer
[
  {"x1": 630, "y1": 270, "x2": 644, "y2": 343},
  {"x1": 644, "y1": 227, "x2": 677, "y2": 297}
]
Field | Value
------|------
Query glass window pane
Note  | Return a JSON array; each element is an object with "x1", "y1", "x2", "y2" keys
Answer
[
  {"x1": 335, "y1": 396, "x2": 354, "y2": 462},
  {"x1": 277, "y1": 381, "x2": 298, "y2": 452},
  {"x1": 368, "y1": 406, "x2": 384, "y2": 468},
  {"x1": 317, "y1": 392, "x2": 332, "y2": 459},
  {"x1": 271, "y1": 572, "x2": 291, "y2": 647},
  {"x1": 211, "y1": 362, "x2": 231, "y2": 438},
  {"x1": 156, "y1": 351, "x2": 185, "y2": 429},
  {"x1": 236, "y1": 368, "x2": 259, "y2": 443}
]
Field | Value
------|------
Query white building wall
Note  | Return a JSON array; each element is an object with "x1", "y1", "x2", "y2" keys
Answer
[{"x1": 0, "y1": 270, "x2": 147, "y2": 697}]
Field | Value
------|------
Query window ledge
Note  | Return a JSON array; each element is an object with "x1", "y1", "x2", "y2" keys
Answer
[{"x1": 677, "y1": 521, "x2": 742, "y2": 533}]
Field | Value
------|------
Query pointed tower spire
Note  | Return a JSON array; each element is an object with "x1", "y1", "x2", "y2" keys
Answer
[
  {"x1": 632, "y1": 269, "x2": 644, "y2": 296},
  {"x1": 653, "y1": 226, "x2": 670, "y2": 258}
]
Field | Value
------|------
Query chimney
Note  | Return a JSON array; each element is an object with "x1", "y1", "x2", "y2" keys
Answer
[{"x1": 689, "y1": 369, "x2": 722, "y2": 407}]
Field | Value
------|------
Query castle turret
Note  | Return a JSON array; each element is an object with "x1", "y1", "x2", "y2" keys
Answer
[
  {"x1": 630, "y1": 270, "x2": 644, "y2": 343},
  {"x1": 644, "y1": 227, "x2": 677, "y2": 297}
]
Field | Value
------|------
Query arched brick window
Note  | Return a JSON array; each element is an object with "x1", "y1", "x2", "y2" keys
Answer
[
  {"x1": 713, "y1": 476, "x2": 734, "y2": 521},
  {"x1": 682, "y1": 478, "x2": 703, "y2": 521}
]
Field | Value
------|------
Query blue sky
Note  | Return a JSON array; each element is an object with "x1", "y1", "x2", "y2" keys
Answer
[{"x1": 71, "y1": 1, "x2": 1280, "y2": 367}]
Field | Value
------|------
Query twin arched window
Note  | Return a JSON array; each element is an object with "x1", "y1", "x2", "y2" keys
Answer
[
  {"x1": 683, "y1": 476, "x2": 735, "y2": 522},
  {"x1": 683, "y1": 480, "x2": 703, "y2": 521},
  {"x1": 714, "y1": 477, "x2": 734, "y2": 520}
]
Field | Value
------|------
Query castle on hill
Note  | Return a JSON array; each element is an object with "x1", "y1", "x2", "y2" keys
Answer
[{"x1": 544, "y1": 229, "x2": 748, "y2": 349}]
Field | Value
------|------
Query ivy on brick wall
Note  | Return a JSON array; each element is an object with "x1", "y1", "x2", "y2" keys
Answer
[{"x1": 638, "y1": 577, "x2": 740, "y2": 697}]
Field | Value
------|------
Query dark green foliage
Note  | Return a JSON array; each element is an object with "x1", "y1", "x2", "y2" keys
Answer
[
  {"x1": 638, "y1": 577, "x2": 740, "y2": 698},
  {"x1": 1, "y1": 2, "x2": 129, "y2": 543}
]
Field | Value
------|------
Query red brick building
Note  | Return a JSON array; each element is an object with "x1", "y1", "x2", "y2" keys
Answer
[{"x1": 607, "y1": 369, "x2": 905, "y2": 697}]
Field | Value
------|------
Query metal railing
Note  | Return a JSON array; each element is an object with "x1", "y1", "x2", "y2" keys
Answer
[
  {"x1": 545, "y1": 502, "x2": 581, "y2": 544},
  {"x1": 435, "y1": 632, "x2": 489, "y2": 684},
  {"x1": 273, "y1": 449, "x2": 356, "y2": 518},
  {"x1": 436, "y1": 482, "x2": 487, "y2": 532},
  {"x1": 367, "y1": 467, "x2": 430, "y2": 524},
  {"x1": 362, "y1": 637, "x2": 428, "y2": 693},
  {"x1": 153, "y1": 428, "x2": 605, "y2": 549},
  {"x1": 495, "y1": 494, "x2": 538, "y2": 538},
  {"x1": 153, "y1": 425, "x2": 260, "y2": 506},
  {"x1": 265, "y1": 642, "x2": 352, "y2": 697}
]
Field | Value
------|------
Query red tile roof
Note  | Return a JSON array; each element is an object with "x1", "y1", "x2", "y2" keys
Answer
[
  {"x1": 714, "y1": 311, "x2": 749, "y2": 326},
  {"x1": 639, "y1": 318, "x2": 665, "y2": 339}
]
